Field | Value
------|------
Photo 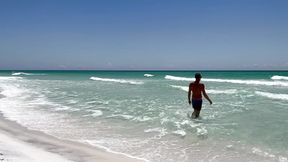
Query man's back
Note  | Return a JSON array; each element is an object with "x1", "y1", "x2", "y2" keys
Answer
[{"x1": 189, "y1": 82, "x2": 204, "y2": 99}]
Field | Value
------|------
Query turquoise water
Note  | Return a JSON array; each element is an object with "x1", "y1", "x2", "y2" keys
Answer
[{"x1": 0, "y1": 70, "x2": 288, "y2": 162}]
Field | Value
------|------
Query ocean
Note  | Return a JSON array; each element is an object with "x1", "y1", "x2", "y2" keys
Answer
[{"x1": 0, "y1": 70, "x2": 288, "y2": 162}]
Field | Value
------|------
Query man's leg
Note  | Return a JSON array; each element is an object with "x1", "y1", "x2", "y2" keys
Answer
[
  {"x1": 191, "y1": 110, "x2": 196, "y2": 118},
  {"x1": 192, "y1": 99, "x2": 202, "y2": 119},
  {"x1": 195, "y1": 110, "x2": 200, "y2": 118},
  {"x1": 192, "y1": 108, "x2": 200, "y2": 119}
]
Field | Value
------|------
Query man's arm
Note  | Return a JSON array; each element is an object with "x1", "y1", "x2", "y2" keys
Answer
[
  {"x1": 202, "y1": 85, "x2": 212, "y2": 105},
  {"x1": 188, "y1": 84, "x2": 192, "y2": 104}
]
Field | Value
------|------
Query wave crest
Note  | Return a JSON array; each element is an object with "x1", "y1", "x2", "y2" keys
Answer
[
  {"x1": 271, "y1": 75, "x2": 288, "y2": 81},
  {"x1": 165, "y1": 75, "x2": 192, "y2": 81},
  {"x1": 165, "y1": 75, "x2": 288, "y2": 87},
  {"x1": 90, "y1": 77, "x2": 144, "y2": 85},
  {"x1": 255, "y1": 91, "x2": 288, "y2": 101},
  {"x1": 0, "y1": 76, "x2": 23, "y2": 81},
  {"x1": 144, "y1": 74, "x2": 154, "y2": 77},
  {"x1": 12, "y1": 72, "x2": 46, "y2": 76}
]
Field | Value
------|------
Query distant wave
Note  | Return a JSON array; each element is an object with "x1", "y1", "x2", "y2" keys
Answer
[
  {"x1": 165, "y1": 75, "x2": 288, "y2": 87},
  {"x1": 165, "y1": 75, "x2": 192, "y2": 81},
  {"x1": 271, "y1": 75, "x2": 288, "y2": 81},
  {"x1": 144, "y1": 74, "x2": 154, "y2": 77},
  {"x1": 90, "y1": 77, "x2": 144, "y2": 85},
  {"x1": 170, "y1": 85, "x2": 237, "y2": 94},
  {"x1": 12, "y1": 72, "x2": 46, "y2": 76},
  {"x1": 255, "y1": 91, "x2": 288, "y2": 101}
]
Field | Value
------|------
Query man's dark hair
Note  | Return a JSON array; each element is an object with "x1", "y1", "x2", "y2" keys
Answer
[{"x1": 195, "y1": 73, "x2": 202, "y2": 78}]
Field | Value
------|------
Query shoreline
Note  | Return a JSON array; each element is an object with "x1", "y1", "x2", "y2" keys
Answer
[{"x1": 0, "y1": 113, "x2": 145, "y2": 162}]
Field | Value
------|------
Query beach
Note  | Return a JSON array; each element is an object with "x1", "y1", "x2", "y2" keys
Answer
[{"x1": 0, "y1": 113, "x2": 143, "y2": 162}]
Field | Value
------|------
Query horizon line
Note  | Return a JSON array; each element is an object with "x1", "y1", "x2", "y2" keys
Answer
[{"x1": 1, "y1": 69, "x2": 288, "y2": 72}]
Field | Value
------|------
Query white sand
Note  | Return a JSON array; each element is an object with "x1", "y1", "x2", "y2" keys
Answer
[
  {"x1": 0, "y1": 114, "x2": 144, "y2": 162},
  {"x1": 0, "y1": 132, "x2": 73, "y2": 162}
]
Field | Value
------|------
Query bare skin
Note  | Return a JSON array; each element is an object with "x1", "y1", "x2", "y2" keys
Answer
[{"x1": 188, "y1": 77, "x2": 212, "y2": 118}]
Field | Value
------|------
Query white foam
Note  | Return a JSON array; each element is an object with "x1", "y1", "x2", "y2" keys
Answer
[
  {"x1": 255, "y1": 91, "x2": 288, "y2": 101},
  {"x1": 84, "y1": 140, "x2": 149, "y2": 162},
  {"x1": 12, "y1": 72, "x2": 32, "y2": 76},
  {"x1": 279, "y1": 156, "x2": 288, "y2": 162},
  {"x1": 196, "y1": 126, "x2": 208, "y2": 138},
  {"x1": 0, "y1": 84, "x2": 27, "y2": 98},
  {"x1": 90, "y1": 77, "x2": 144, "y2": 85},
  {"x1": 165, "y1": 75, "x2": 193, "y2": 81},
  {"x1": 172, "y1": 130, "x2": 186, "y2": 137},
  {"x1": 170, "y1": 85, "x2": 237, "y2": 94},
  {"x1": 170, "y1": 85, "x2": 189, "y2": 92},
  {"x1": 144, "y1": 127, "x2": 168, "y2": 137},
  {"x1": 87, "y1": 110, "x2": 103, "y2": 117},
  {"x1": 252, "y1": 147, "x2": 276, "y2": 158},
  {"x1": 12, "y1": 72, "x2": 46, "y2": 76},
  {"x1": 271, "y1": 75, "x2": 288, "y2": 81},
  {"x1": 144, "y1": 74, "x2": 154, "y2": 77},
  {"x1": 133, "y1": 116, "x2": 152, "y2": 122},
  {"x1": 0, "y1": 79, "x2": 76, "y2": 121},
  {"x1": 108, "y1": 114, "x2": 134, "y2": 120},
  {"x1": 0, "y1": 76, "x2": 23, "y2": 81},
  {"x1": 54, "y1": 106, "x2": 71, "y2": 111},
  {"x1": 165, "y1": 75, "x2": 288, "y2": 87},
  {"x1": 144, "y1": 127, "x2": 165, "y2": 133}
]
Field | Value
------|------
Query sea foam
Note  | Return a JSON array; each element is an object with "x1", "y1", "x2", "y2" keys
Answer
[
  {"x1": 255, "y1": 91, "x2": 288, "y2": 101},
  {"x1": 0, "y1": 76, "x2": 23, "y2": 81},
  {"x1": 87, "y1": 110, "x2": 103, "y2": 117},
  {"x1": 271, "y1": 75, "x2": 288, "y2": 81},
  {"x1": 12, "y1": 72, "x2": 46, "y2": 76},
  {"x1": 0, "y1": 84, "x2": 26, "y2": 98},
  {"x1": 90, "y1": 77, "x2": 144, "y2": 85},
  {"x1": 144, "y1": 74, "x2": 154, "y2": 77},
  {"x1": 165, "y1": 75, "x2": 288, "y2": 87}
]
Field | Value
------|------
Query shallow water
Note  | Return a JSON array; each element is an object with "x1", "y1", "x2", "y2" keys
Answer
[{"x1": 0, "y1": 70, "x2": 288, "y2": 162}]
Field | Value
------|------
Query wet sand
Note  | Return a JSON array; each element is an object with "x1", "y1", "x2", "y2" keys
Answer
[{"x1": 0, "y1": 113, "x2": 144, "y2": 162}]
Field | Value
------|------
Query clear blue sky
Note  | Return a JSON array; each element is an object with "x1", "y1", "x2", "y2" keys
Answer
[{"x1": 0, "y1": 0, "x2": 288, "y2": 70}]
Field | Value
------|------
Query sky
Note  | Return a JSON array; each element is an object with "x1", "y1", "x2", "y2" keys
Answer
[{"x1": 0, "y1": 0, "x2": 288, "y2": 70}]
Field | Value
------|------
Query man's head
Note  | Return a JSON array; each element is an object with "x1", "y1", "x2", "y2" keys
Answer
[{"x1": 195, "y1": 73, "x2": 202, "y2": 79}]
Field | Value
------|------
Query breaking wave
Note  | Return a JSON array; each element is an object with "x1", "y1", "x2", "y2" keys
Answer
[
  {"x1": 90, "y1": 77, "x2": 144, "y2": 85},
  {"x1": 255, "y1": 91, "x2": 288, "y2": 101},
  {"x1": 12, "y1": 72, "x2": 46, "y2": 76},
  {"x1": 271, "y1": 75, "x2": 288, "y2": 81},
  {"x1": 144, "y1": 74, "x2": 154, "y2": 77},
  {"x1": 165, "y1": 75, "x2": 192, "y2": 81},
  {"x1": 0, "y1": 76, "x2": 23, "y2": 81},
  {"x1": 165, "y1": 75, "x2": 288, "y2": 87}
]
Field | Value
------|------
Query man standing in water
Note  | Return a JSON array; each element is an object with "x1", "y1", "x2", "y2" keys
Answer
[{"x1": 188, "y1": 73, "x2": 212, "y2": 118}]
